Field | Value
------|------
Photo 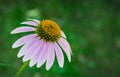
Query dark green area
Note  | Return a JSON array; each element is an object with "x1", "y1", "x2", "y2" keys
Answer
[{"x1": 0, "y1": 0, "x2": 120, "y2": 77}]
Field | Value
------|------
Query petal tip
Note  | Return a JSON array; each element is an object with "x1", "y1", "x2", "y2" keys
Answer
[
  {"x1": 68, "y1": 58, "x2": 71, "y2": 62},
  {"x1": 10, "y1": 32, "x2": 13, "y2": 34},
  {"x1": 46, "y1": 66, "x2": 50, "y2": 71},
  {"x1": 29, "y1": 63, "x2": 34, "y2": 67},
  {"x1": 12, "y1": 44, "x2": 16, "y2": 48},
  {"x1": 22, "y1": 58, "x2": 26, "y2": 62},
  {"x1": 10, "y1": 31, "x2": 15, "y2": 34},
  {"x1": 17, "y1": 53, "x2": 23, "y2": 58},
  {"x1": 59, "y1": 64, "x2": 64, "y2": 68},
  {"x1": 36, "y1": 64, "x2": 40, "y2": 68},
  {"x1": 17, "y1": 55, "x2": 21, "y2": 58}
]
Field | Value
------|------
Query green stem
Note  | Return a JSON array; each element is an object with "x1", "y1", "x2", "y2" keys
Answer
[{"x1": 15, "y1": 61, "x2": 29, "y2": 77}]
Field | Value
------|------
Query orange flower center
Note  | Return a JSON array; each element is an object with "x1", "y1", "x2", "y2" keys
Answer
[{"x1": 36, "y1": 20, "x2": 61, "y2": 42}]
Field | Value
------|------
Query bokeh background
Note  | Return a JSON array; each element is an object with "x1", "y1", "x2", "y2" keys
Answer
[{"x1": 0, "y1": 0, "x2": 120, "y2": 77}]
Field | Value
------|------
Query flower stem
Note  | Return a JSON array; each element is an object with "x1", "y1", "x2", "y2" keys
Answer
[{"x1": 15, "y1": 61, "x2": 29, "y2": 77}]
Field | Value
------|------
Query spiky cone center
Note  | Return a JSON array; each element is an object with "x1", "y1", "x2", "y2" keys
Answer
[{"x1": 36, "y1": 20, "x2": 61, "y2": 42}]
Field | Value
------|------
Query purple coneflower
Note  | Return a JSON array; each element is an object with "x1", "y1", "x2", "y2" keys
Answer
[{"x1": 11, "y1": 19, "x2": 72, "y2": 70}]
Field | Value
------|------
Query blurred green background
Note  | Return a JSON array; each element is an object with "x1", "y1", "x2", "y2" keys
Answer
[{"x1": 0, "y1": 0, "x2": 120, "y2": 77}]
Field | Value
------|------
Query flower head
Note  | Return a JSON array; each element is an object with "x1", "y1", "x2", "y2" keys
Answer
[{"x1": 11, "y1": 19, "x2": 72, "y2": 70}]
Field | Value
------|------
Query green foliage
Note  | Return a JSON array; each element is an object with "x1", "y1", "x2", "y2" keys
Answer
[{"x1": 0, "y1": 0, "x2": 120, "y2": 77}]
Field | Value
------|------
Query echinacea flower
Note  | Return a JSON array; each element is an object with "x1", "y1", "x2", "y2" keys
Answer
[{"x1": 11, "y1": 19, "x2": 72, "y2": 70}]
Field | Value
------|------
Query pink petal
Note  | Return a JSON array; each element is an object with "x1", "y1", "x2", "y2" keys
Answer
[
  {"x1": 37, "y1": 42, "x2": 50, "y2": 68},
  {"x1": 11, "y1": 26, "x2": 36, "y2": 34},
  {"x1": 27, "y1": 18, "x2": 40, "y2": 24},
  {"x1": 54, "y1": 43, "x2": 64, "y2": 68},
  {"x1": 17, "y1": 38, "x2": 38, "y2": 58},
  {"x1": 29, "y1": 40, "x2": 44, "y2": 67},
  {"x1": 58, "y1": 38, "x2": 72, "y2": 62},
  {"x1": 61, "y1": 31, "x2": 66, "y2": 38},
  {"x1": 46, "y1": 43, "x2": 55, "y2": 70},
  {"x1": 22, "y1": 39, "x2": 40, "y2": 62},
  {"x1": 21, "y1": 21, "x2": 39, "y2": 26},
  {"x1": 12, "y1": 34, "x2": 37, "y2": 48}
]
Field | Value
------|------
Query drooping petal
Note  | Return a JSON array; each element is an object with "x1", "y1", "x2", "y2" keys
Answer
[
  {"x1": 58, "y1": 38, "x2": 72, "y2": 62},
  {"x1": 37, "y1": 42, "x2": 50, "y2": 68},
  {"x1": 12, "y1": 34, "x2": 37, "y2": 48},
  {"x1": 46, "y1": 43, "x2": 55, "y2": 70},
  {"x1": 17, "y1": 38, "x2": 38, "y2": 58},
  {"x1": 61, "y1": 31, "x2": 66, "y2": 38},
  {"x1": 21, "y1": 21, "x2": 39, "y2": 26},
  {"x1": 54, "y1": 43, "x2": 64, "y2": 68},
  {"x1": 22, "y1": 39, "x2": 40, "y2": 62},
  {"x1": 29, "y1": 40, "x2": 44, "y2": 67},
  {"x1": 11, "y1": 26, "x2": 36, "y2": 34}
]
